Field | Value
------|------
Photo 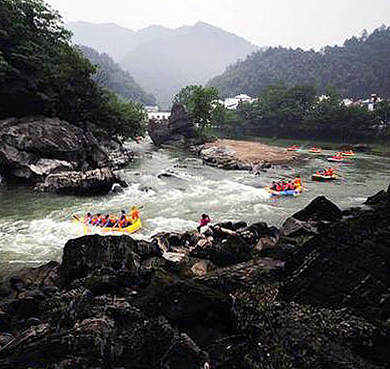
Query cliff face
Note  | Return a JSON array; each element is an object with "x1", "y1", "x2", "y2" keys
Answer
[{"x1": 0, "y1": 186, "x2": 390, "y2": 368}]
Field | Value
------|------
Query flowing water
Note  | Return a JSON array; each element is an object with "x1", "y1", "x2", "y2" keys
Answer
[{"x1": 0, "y1": 138, "x2": 389, "y2": 273}]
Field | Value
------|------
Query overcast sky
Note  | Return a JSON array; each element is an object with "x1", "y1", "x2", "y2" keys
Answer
[{"x1": 46, "y1": 0, "x2": 390, "y2": 50}]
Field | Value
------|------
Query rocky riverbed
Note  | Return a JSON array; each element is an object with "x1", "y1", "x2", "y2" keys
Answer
[{"x1": 0, "y1": 184, "x2": 390, "y2": 368}]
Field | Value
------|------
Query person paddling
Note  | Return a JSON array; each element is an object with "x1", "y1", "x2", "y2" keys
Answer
[
  {"x1": 130, "y1": 206, "x2": 140, "y2": 223},
  {"x1": 84, "y1": 212, "x2": 92, "y2": 225},
  {"x1": 293, "y1": 175, "x2": 302, "y2": 191},
  {"x1": 117, "y1": 209, "x2": 128, "y2": 228}
]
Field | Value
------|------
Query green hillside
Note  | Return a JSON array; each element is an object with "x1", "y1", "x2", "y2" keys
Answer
[
  {"x1": 208, "y1": 26, "x2": 390, "y2": 99},
  {"x1": 80, "y1": 45, "x2": 156, "y2": 105}
]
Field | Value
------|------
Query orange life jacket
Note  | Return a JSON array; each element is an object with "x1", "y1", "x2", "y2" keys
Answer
[
  {"x1": 130, "y1": 209, "x2": 140, "y2": 221},
  {"x1": 294, "y1": 178, "x2": 301, "y2": 187}
]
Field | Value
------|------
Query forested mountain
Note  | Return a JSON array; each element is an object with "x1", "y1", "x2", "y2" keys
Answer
[
  {"x1": 208, "y1": 26, "x2": 390, "y2": 99},
  {"x1": 67, "y1": 21, "x2": 258, "y2": 108},
  {"x1": 0, "y1": 0, "x2": 144, "y2": 140},
  {"x1": 79, "y1": 46, "x2": 156, "y2": 105}
]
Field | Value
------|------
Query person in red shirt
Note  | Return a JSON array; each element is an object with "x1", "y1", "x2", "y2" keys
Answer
[{"x1": 197, "y1": 214, "x2": 211, "y2": 233}]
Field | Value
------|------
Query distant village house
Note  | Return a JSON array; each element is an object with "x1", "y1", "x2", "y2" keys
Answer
[{"x1": 223, "y1": 94, "x2": 255, "y2": 110}]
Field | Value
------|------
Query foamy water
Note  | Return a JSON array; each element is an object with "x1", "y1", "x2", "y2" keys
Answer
[{"x1": 0, "y1": 138, "x2": 389, "y2": 270}]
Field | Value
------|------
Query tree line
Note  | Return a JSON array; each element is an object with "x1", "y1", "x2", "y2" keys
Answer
[
  {"x1": 0, "y1": 0, "x2": 145, "y2": 141},
  {"x1": 175, "y1": 84, "x2": 390, "y2": 143}
]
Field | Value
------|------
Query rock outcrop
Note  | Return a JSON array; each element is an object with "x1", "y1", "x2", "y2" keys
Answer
[
  {"x1": 282, "y1": 187, "x2": 390, "y2": 320},
  {"x1": 292, "y1": 195, "x2": 342, "y2": 222},
  {"x1": 148, "y1": 103, "x2": 205, "y2": 148},
  {"x1": 34, "y1": 167, "x2": 117, "y2": 195},
  {"x1": 0, "y1": 117, "x2": 133, "y2": 194}
]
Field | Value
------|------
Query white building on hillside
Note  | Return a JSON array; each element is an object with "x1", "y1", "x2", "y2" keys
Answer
[
  {"x1": 148, "y1": 112, "x2": 171, "y2": 121},
  {"x1": 144, "y1": 105, "x2": 159, "y2": 113},
  {"x1": 224, "y1": 94, "x2": 255, "y2": 110}
]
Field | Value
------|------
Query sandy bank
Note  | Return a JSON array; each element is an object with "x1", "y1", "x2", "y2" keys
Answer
[{"x1": 203, "y1": 139, "x2": 297, "y2": 165}]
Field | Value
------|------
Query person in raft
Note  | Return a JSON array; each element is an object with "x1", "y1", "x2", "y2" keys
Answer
[
  {"x1": 270, "y1": 175, "x2": 302, "y2": 192},
  {"x1": 130, "y1": 206, "x2": 140, "y2": 222},
  {"x1": 317, "y1": 167, "x2": 334, "y2": 176},
  {"x1": 84, "y1": 213, "x2": 92, "y2": 224},
  {"x1": 197, "y1": 213, "x2": 211, "y2": 233},
  {"x1": 117, "y1": 209, "x2": 130, "y2": 228},
  {"x1": 293, "y1": 175, "x2": 302, "y2": 191}
]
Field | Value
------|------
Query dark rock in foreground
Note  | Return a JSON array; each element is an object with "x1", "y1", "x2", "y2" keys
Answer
[
  {"x1": 282, "y1": 187, "x2": 390, "y2": 320},
  {"x1": 292, "y1": 195, "x2": 342, "y2": 221}
]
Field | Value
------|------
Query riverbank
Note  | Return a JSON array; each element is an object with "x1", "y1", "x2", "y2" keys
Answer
[
  {"x1": 197, "y1": 138, "x2": 298, "y2": 170},
  {"x1": 205, "y1": 139, "x2": 297, "y2": 163},
  {"x1": 0, "y1": 185, "x2": 389, "y2": 368}
]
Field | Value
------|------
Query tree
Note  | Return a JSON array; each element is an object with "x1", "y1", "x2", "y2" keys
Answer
[{"x1": 174, "y1": 85, "x2": 219, "y2": 133}]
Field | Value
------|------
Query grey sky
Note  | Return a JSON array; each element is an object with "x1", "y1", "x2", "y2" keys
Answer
[{"x1": 46, "y1": 0, "x2": 390, "y2": 50}]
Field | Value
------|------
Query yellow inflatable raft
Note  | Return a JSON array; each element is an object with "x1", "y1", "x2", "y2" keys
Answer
[{"x1": 72, "y1": 215, "x2": 142, "y2": 234}]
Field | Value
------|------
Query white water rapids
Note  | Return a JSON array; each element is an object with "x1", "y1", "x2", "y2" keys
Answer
[{"x1": 0, "y1": 138, "x2": 389, "y2": 272}]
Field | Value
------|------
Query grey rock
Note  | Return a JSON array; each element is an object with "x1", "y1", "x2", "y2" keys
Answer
[
  {"x1": 148, "y1": 103, "x2": 205, "y2": 147},
  {"x1": 29, "y1": 158, "x2": 74, "y2": 177},
  {"x1": 0, "y1": 117, "x2": 134, "y2": 195},
  {"x1": 281, "y1": 217, "x2": 318, "y2": 238},
  {"x1": 36, "y1": 167, "x2": 117, "y2": 195}
]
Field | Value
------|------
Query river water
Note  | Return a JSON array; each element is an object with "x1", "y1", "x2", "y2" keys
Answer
[{"x1": 0, "y1": 138, "x2": 389, "y2": 273}]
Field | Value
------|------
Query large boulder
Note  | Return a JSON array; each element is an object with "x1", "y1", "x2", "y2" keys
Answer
[
  {"x1": 35, "y1": 167, "x2": 117, "y2": 195},
  {"x1": 190, "y1": 234, "x2": 253, "y2": 267},
  {"x1": 292, "y1": 196, "x2": 342, "y2": 222},
  {"x1": 0, "y1": 117, "x2": 133, "y2": 193},
  {"x1": 365, "y1": 186, "x2": 390, "y2": 207},
  {"x1": 280, "y1": 217, "x2": 318, "y2": 238},
  {"x1": 0, "y1": 117, "x2": 106, "y2": 181},
  {"x1": 148, "y1": 103, "x2": 205, "y2": 147},
  {"x1": 61, "y1": 235, "x2": 141, "y2": 287},
  {"x1": 282, "y1": 191, "x2": 390, "y2": 320}
]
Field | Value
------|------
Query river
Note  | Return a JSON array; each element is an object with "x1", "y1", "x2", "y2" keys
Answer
[{"x1": 0, "y1": 138, "x2": 389, "y2": 274}]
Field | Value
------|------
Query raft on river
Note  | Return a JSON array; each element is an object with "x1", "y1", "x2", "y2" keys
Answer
[
  {"x1": 72, "y1": 215, "x2": 142, "y2": 234},
  {"x1": 308, "y1": 147, "x2": 322, "y2": 153},
  {"x1": 312, "y1": 173, "x2": 337, "y2": 181},
  {"x1": 287, "y1": 145, "x2": 301, "y2": 151},
  {"x1": 327, "y1": 156, "x2": 346, "y2": 163},
  {"x1": 266, "y1": 186, "x2": 302, "y2": 197}
]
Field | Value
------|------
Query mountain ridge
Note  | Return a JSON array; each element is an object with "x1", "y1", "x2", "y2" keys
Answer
[{"x1": 66, "y1": 21, "x2": 258, "y2": 107}]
